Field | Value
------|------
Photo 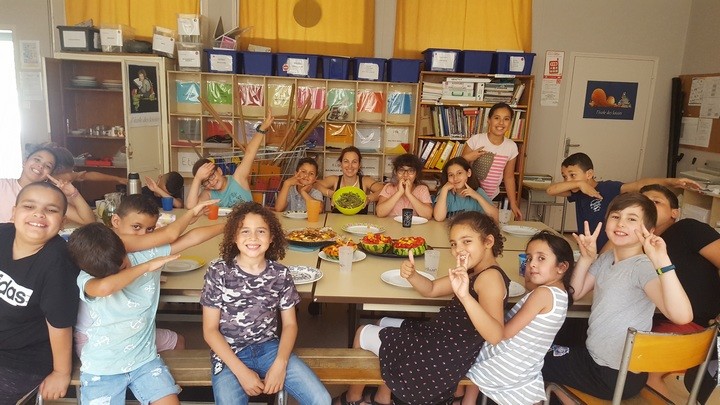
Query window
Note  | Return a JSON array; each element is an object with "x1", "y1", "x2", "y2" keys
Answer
[{"x1": 0, "y1": 30, "x2": 21, "y2": 178}]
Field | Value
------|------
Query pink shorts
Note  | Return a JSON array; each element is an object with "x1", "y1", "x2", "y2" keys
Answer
[
  {"x1": 74, "y1": 328, "x2": 179, "y2": 357},
  {"x1": 652, "y1": 318, "x2": 704, "y2": 334}
]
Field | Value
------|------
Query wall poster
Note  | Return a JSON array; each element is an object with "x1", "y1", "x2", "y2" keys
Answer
[
  {"x1": 583, "y1": 80, "x2": 638, "y2": 120},
  {"x1": 128, "y1": 64, "x2": 160, "y2": 127}
]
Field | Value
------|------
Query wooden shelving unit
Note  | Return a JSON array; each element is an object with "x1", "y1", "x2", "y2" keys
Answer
[{"x1": 414, "y1": 71, "x2": 534, "y2": 201}]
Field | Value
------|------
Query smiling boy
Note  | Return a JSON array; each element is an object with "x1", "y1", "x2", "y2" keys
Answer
[{"x1": 274, "y1": 157, "x2": 324, "y2": 212}]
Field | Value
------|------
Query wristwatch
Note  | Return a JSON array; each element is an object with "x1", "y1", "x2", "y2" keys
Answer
[{"x1": 254, "y1": 123, "x2": 268, "y2": 134}]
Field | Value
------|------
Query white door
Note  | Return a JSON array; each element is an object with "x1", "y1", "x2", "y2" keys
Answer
[
  {"x1": 558, "y1": 53, "x2": 657, "y2": 229},
  {"x1": 122, "y1": 60, "x2": 164, "y2": 180}
]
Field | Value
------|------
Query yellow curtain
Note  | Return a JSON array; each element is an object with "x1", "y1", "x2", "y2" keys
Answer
[
  {"x1": 239, "y1": 0, "x2": 374, "y2": 57},
  {"x1": 394, "y1": 0, "x2": 532, "y2": 58},
  {"x1": 65, "y1": 0, "x2": 200, "y2": 40}
]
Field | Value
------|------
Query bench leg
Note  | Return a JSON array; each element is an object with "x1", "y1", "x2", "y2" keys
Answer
[{"x1": 276, "y1": 389, "x2": 287, "y2": 405}]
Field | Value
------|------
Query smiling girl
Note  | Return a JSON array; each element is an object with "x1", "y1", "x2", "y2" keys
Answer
[
  {"x1": 201, "y1": 202, "x2": 329, "y2": 404},
  {"x1": 434, "y1": 157, "x2": 499, "y2": 222},
  {"x1": 462, "y1": 102, "x2": 522, "y2": 220},
  {"x1": 375, "y1": 153, "x2": 433, "y2": 219}
]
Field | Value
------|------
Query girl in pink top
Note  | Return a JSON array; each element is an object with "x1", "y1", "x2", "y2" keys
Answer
[
  {"x1": 462, "y1": 102, "x2": 522, "y2": 220},
  {"x1": 375, "y1": 153, "x2": 433, "y2": 219}
]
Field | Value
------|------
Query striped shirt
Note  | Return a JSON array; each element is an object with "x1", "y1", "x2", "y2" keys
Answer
[
  {"x1": 467, "y1": 286, "x2": 568, "y2": 405},
  {"x1": 465, "y1": 134, "x2": 518, "y2": 200}
]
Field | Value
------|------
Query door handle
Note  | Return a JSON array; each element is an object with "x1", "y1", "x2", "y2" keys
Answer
[{"x1": 564, "y1": 138, "x2": 580, "y2": 157}]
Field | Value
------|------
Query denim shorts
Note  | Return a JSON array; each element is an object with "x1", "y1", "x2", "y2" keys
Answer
[{"x1": 80, "y1": 356, "x2": 181, "y2": 405}]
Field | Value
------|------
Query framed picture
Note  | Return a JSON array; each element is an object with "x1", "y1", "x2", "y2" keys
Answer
[{"x1": 127, "y1": 64, "x2": 160, "y2": 127}]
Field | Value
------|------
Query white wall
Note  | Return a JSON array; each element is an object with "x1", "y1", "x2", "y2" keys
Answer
[
  {"x1": 528, "y1": 0, "x2": 692, "y2": 181},
  {"x1": 676, "y1": 0, "x2": 720, "y2": 174},
  {"x1": 0, "y1": 0, "x2": 54, "y2": 150}
]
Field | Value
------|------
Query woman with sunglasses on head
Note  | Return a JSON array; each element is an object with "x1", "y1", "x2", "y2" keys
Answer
[
  {"x1": 185, "y1": 115, "x2": 273, "y2": 209},
  {"x1": 375, "y1": 153, "x2": 433, "y2": 219}
]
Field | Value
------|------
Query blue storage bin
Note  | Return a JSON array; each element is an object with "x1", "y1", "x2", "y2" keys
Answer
[
  {"x1": 322, "y1": 56, "x2": 352, "y2": 80},
  {"x1": 205, "y1": 49, "x2": 240, "y2": 73},
  {"x1": 241, "y1": 51, "x2": 274, "y2": 76},
  {"x1": 276, "y1": 53, "x2": 319, "y2": 77},
  {"x1": 422, "y1": 48, "x2": 460, "y2": 72},
  {"x1": 354, "y1": 57, "x2": 386, "y2": 81},
  {"x1": 494, "y1": 52, "x2": 536, "y2": 75},
  {"x1": 461, "y1": 50, "x2": 494, "y2": 73},
  {"x1": 387, "y1": 58, "x2": 422, "y2": 83}
]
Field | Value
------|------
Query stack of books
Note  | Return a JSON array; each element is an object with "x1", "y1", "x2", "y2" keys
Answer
[
  {"x1": 484, "y1": 79, "x2": 515, "y2": 103},
  {"x1": 421, "y1": 82, "x2": 443, "y2": 102}
]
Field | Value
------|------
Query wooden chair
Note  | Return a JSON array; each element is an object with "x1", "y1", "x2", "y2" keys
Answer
[{"x1": 544, "y1": 320, "x2": 719, "y2": 405}]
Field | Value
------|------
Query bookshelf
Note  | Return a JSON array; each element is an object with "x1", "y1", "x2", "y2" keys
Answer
[
  {"x1": 167, "y1": 72, "x2": 418, "y2": 183},
  {"x1": 414, "y1": 71, "x2": 534, "y2": 200}
]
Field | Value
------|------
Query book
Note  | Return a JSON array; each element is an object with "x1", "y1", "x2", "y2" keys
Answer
[
  {"x1": 435, "y1": 141, "x2": 456, "y2": 169},
  {"x1": 424, "y1": 142, "x2": 443, "y2": 169},
  {"x1": 419, "y1": 140, "x2": 436, "y2": 165},
  {"x1": 427, "y1": 141, "x2": 446, "y2": 169},
  {"x1": 510, "y1": 82, "x2": 526, "y2": 105}
]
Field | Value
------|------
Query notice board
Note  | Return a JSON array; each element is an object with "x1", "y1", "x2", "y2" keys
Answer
[{"x1": 679, "y1": 73, "x2": 720, "y2": 153}]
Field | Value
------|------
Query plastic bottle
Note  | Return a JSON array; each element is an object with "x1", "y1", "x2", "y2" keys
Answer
[{"x1": 127, "y1": 172, "x2": 141, "y2": 195}]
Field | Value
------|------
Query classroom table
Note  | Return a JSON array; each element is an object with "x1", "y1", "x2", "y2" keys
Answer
[{"x1": 312, "y1": 247, "x2": 593, "y2": 343}]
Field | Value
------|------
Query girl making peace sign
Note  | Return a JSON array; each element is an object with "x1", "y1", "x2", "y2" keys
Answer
[{"x1": 333, "y1": 212, "x2": 509, "y2": 405}]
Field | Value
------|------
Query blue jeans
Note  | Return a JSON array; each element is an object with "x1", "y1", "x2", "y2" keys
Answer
[{"x1": 212, "y1": 339, "x2": 330, "y2": 405}]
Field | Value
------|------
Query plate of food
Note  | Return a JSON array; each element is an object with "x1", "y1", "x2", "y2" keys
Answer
[
  {"x1": 342, "y1": 223, "x2": 385, "y2": 235},
  {"x1": 163, "y1": 257, "x2": 205, "y2": 273},
  {"x1": 285, "y1": 227, "x2": 338, "y2": 248},
  {"x1": 393, "y1": 215, "x2": 429, "y2": 225},
  {"x1": 508, "y1": 281, "x2": 526, "y2": 297},
  {"x1": 319, "y1": 239, "x2": 367, "y2": 263},
  {"x1": 358, "y1": 234, "x2": 427, "y2": 258},
  {"x1": 288, "y1": 265, "x2": 323, "y2": 285},
  {"x1": 501, "y1": 225, "x2": 540, "y2": 237},
  {"x1": 381, "y1": 269, "x2": 435, "y2": 288},
  {"x1": 283, "y1": 211, "x2": 308, "y2": 219}
]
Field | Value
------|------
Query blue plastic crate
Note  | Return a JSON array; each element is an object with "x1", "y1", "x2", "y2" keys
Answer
[
  {"x1": 322, "y1": 56, "x2": 352, "y2": 80},
  {"x1": 241, "y1": 51, "x2": 274, "y2": 76},
  {"x1": 205, "y1": 49, "x2": 240, "y2": 73},
  {"x1": 354, "y1": 57, "x2": 386, "y2": 81},
  {"x1": 493, "y1": 52, "x2": 535, "y2": 75},
  {"x1": 461, "y1": 50, "x2": 494, "y2": 73},
  {"x1": 422, "y1": 48, "x2": 460, "y2": 72},
  {"x1": 387, "y1": 58, "x2": 422, "y2": 83},
  {"x1": 276, "y1": 53, "x2": 319, "y2": 77}
]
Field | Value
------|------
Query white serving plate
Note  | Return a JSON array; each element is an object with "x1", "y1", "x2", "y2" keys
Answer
[
  {"x1": 318, "y1": 250, "x2": 367, "y2": 263},
  {"x1": 392, "y1": 215, "x2": 428, "y2": 225},
  {"x1": 283, "y1": 211, "x2": 308, "y2": 219},
  {"x1": 342, "y1": 223, "x2": 385, "y2": 235},
  {"x1": 380, "y1": 269, "x2": 435, "y2": 288},
  {"x1": 502, "y1": 225, "x2": 540, "y2": 237},
  {"x1": 163, "y1": 257, "x2": 204, "y2": 273},
  {"x1": 508, "y1": 280, "x2": 526, "y2": 297}
]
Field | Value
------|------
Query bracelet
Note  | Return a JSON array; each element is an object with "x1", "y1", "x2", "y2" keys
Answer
[
  {"x1": 656, "y1": 264, "x2": 676, "y2": 275},
  {"x1": 68, "y1": 191, "x2": 79, "y2": 199},
  {"x1": 254, "y1": 123, "x2": 268, "y2": 134}
]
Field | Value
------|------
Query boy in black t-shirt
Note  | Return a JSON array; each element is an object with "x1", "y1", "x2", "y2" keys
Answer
[{"x1": 0, "y1": 182, "x2": 80, "y2": 402}]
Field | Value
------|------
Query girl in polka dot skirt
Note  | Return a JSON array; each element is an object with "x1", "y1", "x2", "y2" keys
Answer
[{"x1": 333, "y1": 211, "x2": 510, "y2": 405}]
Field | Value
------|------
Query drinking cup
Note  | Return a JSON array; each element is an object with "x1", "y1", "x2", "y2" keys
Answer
[
  {"x1": 424, "y1": 249, "x2": 440, "y2": 278},
  {"x1": 518, "y1": 253, "x2": 528, "y2": 277},
  {"x1": 307, "y1": 200, "x2": 322, "y2": 223},
  {"x1": 161, "y1": 197, "x2": 174, "y2": 211},
  {"x1": 338, "y1": 246, "x2": 354, "y2": 272},
  {"x1": 208, "y1": 204, "x2": 220, "y2": 220},
  {"x1": 498, "y1": 209, "x2": 512, "y2": 225},
  {"x1": 402, "y1": 208, "x2": 413, "y2": 228}
]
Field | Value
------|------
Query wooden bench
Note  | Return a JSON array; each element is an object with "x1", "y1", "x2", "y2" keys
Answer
[{"x1": 70, "y1": 348, "x2": 473, "y2": 403}]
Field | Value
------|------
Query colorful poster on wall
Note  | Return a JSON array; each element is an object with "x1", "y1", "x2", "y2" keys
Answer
[{"x1": 583, "y1": 80, "x2": 638, "y2": 120}]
